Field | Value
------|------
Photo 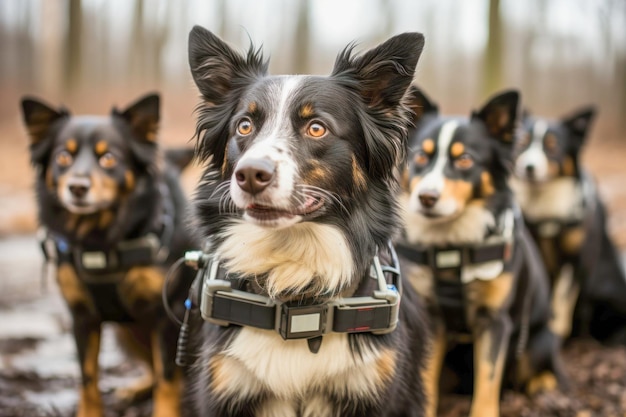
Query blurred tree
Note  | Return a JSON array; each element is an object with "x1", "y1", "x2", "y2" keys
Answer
[
  {"x1": 483, "y1": 0, "x2": 502, "y2": 96},
  {"x1": 292, "y1": 0, "x2": 310, "y2": 75},
  {"x1": 64, "y1": 0, "x2": 82, "y2": 92}
]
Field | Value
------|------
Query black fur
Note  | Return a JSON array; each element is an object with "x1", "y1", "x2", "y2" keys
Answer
[{"x1": 184, "y1": 26, "x2": 429, "y2": 417}]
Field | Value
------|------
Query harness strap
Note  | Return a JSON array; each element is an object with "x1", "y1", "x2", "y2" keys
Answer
[{"x1": 394, "y1": 242, "x2": 510, "y2": 272}]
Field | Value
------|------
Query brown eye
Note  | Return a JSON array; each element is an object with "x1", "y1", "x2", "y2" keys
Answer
[
  {"x1": 544, "y1": 134, "x2": 558, "y2": 154},
  {"x1": 306, "y1": 122, "x2": 327, "y2": 138},
  {"x1": 99, "y1": 152, "x2": 117, "y2": 169},
  {"x1": 454, "y1": 154, "x2": 474, "y2": 170},
  {"x1": 56, "y1": 150, "x2": 73, "y2": 167},
  {"x1": 237, "y1": 119, "x2": 253, "y2": 136},
  {"x1": 414, "y1": 150, "x2": 429, "y2": 166}
]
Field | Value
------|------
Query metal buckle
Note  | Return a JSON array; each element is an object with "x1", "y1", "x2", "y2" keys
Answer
[{"x1": 278, "y1": 304, "x2": 328, "y2": 340}]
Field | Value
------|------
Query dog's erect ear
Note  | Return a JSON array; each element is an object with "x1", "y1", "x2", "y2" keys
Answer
[
  {"x1": 188, "y1": 26, "x2": 268, "y2": 106},
  {"x1": 164, "y1": 147, "x2": 195, "y2": 172},
  {"x1": 116, "y1": 93, "x2": 160, "y2": 143},
  {"x1": 472, "y1": 90, "x2": 520, "y2": 143},
  {"x1": 332, "y1": 32, "x2": 425, "y2": 113},
  {"x1": 405, "y1": 85, "x2": 439, "y2": 127},
  {"x1": 20, "y1": 97, "x2": 69, "y2": 164},
  {"x1": 562, "y1": 106, "x2": 596, "y2": 146}
]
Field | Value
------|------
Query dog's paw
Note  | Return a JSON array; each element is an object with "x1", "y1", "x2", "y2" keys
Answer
[
  {"x1": 113, "y1": 374, "x2": 153, "y2": 405},
  {"x1": 526, "y1": 371, "x2": 559, "y2": 395}
]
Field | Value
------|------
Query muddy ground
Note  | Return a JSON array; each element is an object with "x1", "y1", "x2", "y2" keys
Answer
[{"x1": 0, "y1": 135, "x2": 625, "y2": 416}]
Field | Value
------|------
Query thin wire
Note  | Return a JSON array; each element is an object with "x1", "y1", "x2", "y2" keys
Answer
[{"x1": 162, "y1": 256, "x2": 186, "y2": 326}]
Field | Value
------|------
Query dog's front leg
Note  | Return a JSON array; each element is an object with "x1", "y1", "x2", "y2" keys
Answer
[
  {"x1": 464, "y1": 273, "x2": 514, "y2": 417},
  {"x1": 423, "y1": 313, "x2": 446, "y2": 417},
  {"x1": 150, "y1": 328, "x2": 183, "y2": 417},
  {"x1": 57, "y1": 263, "x2": 103, "y2": 417}
]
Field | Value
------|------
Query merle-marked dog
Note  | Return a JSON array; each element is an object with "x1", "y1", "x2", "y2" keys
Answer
[
  {"x1": 183, "y1": 26, "x2": 430, "y2": 417},
  {"x1": 511, "y1": 107, "x2": 626, "y2": 345},
  {"x1": 397, "y1": 87, "x2": 565, "y2": 417},
  {"x1": 21, "y1": 93, "x2": 197, "y2": 417}
]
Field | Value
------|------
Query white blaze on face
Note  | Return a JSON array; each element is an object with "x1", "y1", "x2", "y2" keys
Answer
[
  {"x1": 229, "y1": 77, "x2": 302, "y2": 213},
  {"x1": 515, "y1": 120, "x2": 549, "y2": 181},
  {"x1": 409, "y1": 120, "x2": 459, "y2": 216}
]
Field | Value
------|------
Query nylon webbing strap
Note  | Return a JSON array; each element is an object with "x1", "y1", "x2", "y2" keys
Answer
[
  {"x1": 395, "y1": 242, "x2": 508, "y2": 270},
  {"x1": 211, "y1": 294, "x2": 275, "y2": 330}
]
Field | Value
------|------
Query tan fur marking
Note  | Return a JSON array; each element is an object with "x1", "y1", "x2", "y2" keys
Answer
[
  {"x1": 120, "y1": 267, "x2": 165, "y2": 309},
  {"x1": 94, "y1": 140, "x2": 108, "y2": 155},
  {"x1": 57, "y1": 263, "x2": 96, "y2": 311},
  {"x1": 549, "y1": 264, "x2": 580, "y2": 338},
  {"x1": 526, "y1": 371, "x2": 558, "y2": 395},
  {"x1": 450, "y1": 142, "x2": 465, "y2": 158},
  {"x1": 374, "y1": 348, "x2": 397, "y2": 386},
  {"x1": 98, "y1": 210, "x2": 114, "y2": 229},
  {"x1": 560, "y1": 227, "x2": 585, "y2": 254},
  {"x1": 125, "y1": 170, "x2": 135, "y2": 191},
  {"x1": 299, "y1": 103, "x2": 314, "y2": 118},
  {"x1": 66, "y1": 138, "x2": 78, "y2": 153},
  {"x1": 400, "y1": 168, "x2": 410, "y2": 191},
  {"x1": 481, "y1": 171, "x2": 495, "y2": 197},
  {"x1": 423, "y1": 321, "x2": 446, "y2": 417},
  {"x1": 77, "y1": 218, "x2": 97, "y2": 239},
  {"x1": 46, "y1": 167, "x2": 55, "y2": 190},
  {"x1": 208, "y1": 355, "x2": 230, "y2": 394},
  {"x1": 352, "y1": 155, "x2": 367, "y2": 191},
  {"x1": 409, "y1": 176, "x2": 422, "y2": 193},
  {"x1": 151, "y1": 332, "x2": 182, "y2": 417},
  {"x1": 548, "y1": 161, "x2": 560, "y2": 177},
  {"x1": 544, "y1": 133, "x2": 557, "y2": 151},
  {"x1": 422, "y1": 138, "x2": 435, "y2": 154},
  {"x1": 146, "y1": 132, "x2": 157, "y2": 142},
  {"x1": 441, "y1": 178, "x2": 473, "y2": 209},
  {"x1": 77, "y1": 330, "x2": 103, "y2": 417},
  {"x1": 562, "y1": 155, "x2": 575, "y2": 177},
  {"x1": 248, "y1": 101, "x2": 257, "y2": 113}
]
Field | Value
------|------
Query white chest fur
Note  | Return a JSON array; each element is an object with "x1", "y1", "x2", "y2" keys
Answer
[{"x1": 510, "y1": 177, "x2": 582, "y2": 222}]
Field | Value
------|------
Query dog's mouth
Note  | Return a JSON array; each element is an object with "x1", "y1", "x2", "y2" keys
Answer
[{"x1": 245, "y1": 195, "x2": 324, "y2": 222}]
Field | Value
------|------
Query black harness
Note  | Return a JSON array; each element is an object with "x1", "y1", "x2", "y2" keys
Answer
[
  {"x1": 39, "y1": 192, "x2": 175, "y2": 322},
  {"x1": 178, "y1": 241, "x2": 403, "y2": 355}
]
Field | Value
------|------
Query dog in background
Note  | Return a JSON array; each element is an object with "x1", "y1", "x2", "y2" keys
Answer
[
  {"x1": 183, "y1": 26, "x2": 430, "y2": 416},
  {"x1": 21, "y1": 93, "x2": 197, "y2": 417},
  {"x1": 397, "y1": 87, "x2": 565, "y2": 417},
  {"x1": 511, "y1": 107, "x2": 626, "y2": 345}
]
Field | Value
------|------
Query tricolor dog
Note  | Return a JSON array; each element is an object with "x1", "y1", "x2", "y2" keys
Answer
[
  {"x1": 511, "y1": 107, "x2": 626, "y2": 344},
  {"x1": 181, "y1": 26, "x2": 430, "y2": 417},
  {"x1": 20, "y1": 93, "x2": 197, "y2": 417},
  {"x1": 397, "y1": 87, "x2": 565, "y2": 417}
]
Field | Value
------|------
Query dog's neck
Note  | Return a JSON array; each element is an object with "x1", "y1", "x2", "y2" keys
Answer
[
  {"x1": 401, "y1": 194, "x2": 496, "y2": 247},
  {"x1": 510, "y1": 176, "x2": 582, "y2": 222},
  {"x1": 216, "y1": 220, "x2": 356, "y2": 301}
]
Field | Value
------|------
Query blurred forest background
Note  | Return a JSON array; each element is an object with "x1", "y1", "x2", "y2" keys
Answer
[{"x1": 0, "y1": 0, "x2": 625, "y2": 236}]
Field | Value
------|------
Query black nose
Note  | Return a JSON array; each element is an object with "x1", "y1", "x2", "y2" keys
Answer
[
  {"x1": 68, "y1": 177, "x2": 91, "y2": 198},
  {"x1": 235, "y1": 158, "x2": 276, "y2": 195},
  {"x1": 525, "y1": 164, "x2": 535, "y2": 178},
  {"x1": 418, "y1": 191, "x2": 440, "y2": 209}
]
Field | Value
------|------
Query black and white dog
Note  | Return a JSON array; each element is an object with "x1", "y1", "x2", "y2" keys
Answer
[
  {"x1": 511, "y1": 107, "x2": 626, "y2": 344},
  {"x1": 398, "y1": 87, "x2": 565, "y2": 417},
  {"x1": 182, "y1": 26, "x2": 430, "y2": 417}
]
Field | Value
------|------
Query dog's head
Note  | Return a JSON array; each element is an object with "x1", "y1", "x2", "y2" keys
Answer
[
  {"x1": 513, "y1": 107, "x2": 596, "y2": 182},
  {"x1": 21, "y1": 93, "x2": 160, "y2": 215},
  {"x1": 189, "y1": 26, "x2": 424, "y2": 234},
  {"x1": 404, "y1": 87, "x2": 520, "y2": 222}
]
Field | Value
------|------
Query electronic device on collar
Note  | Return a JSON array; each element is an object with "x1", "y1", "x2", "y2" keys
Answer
[{"x1": 184, "y1": 243, "x2": 402, "y2": 343}]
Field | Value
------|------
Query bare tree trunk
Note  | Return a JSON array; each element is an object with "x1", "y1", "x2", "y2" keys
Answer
[
  {"x1": 292, "y1": 0, "x2": 310, "y2": 75},
  {"x1": 64, "y1": 0, "x2": 82, "y2": 93},
  {"x1": 483, "y1": 0, "x2": 502, "y2": 97}
]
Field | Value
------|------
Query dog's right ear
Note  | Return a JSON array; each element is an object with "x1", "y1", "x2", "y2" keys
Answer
[
  {"x1": 188, "y1": 26, "x2": 268, "y2": 106},
  {"x1": 405, "y1": 85, "x2": 439, "y2": 128},
  {"x1": 20, "y1": 97, "x2": 69, "y2": 164}
]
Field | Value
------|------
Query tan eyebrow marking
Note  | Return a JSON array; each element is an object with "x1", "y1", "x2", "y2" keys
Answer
[
  {"x1": 95, "y1": 140, "x2": 108, "y2": 155},
  {"x1": 422, "y1": 138, "x2": 435, "y2": 154},
  {"x1": 450, "y1": 142, "x2": 465, "y2": 158},
  {"x1": 299, "y1": 103, "x2": 314, "y2": 118},
  {"x1": 66, "y1": 138, "x2": 78, "y2": 153}
]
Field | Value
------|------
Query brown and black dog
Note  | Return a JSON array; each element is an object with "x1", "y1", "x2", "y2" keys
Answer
[
  {"x1": 511, "y1": 107, "x2": 626, "y2": 345},
  {"x1": 20, "y1": 93, "x2": 197, "y2": 417},
  {"x1": 397, "y1": 87, "x2": 565, "y2": 417}
]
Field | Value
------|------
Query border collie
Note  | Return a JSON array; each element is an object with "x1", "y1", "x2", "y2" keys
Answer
[
  {"x1": 398, "y1": 87, "x2": 565, "y2": 417},
  {"x1": 182, "y1": 26, "x2": 430, "y2": 417},
  {"x1": 511, "y1": 107, "x2": 626, "y2": 344}
]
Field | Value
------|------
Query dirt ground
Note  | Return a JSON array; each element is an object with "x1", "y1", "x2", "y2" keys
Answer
[{"x1": 0, "y1": 119, "x2": 625, "y2": 415}]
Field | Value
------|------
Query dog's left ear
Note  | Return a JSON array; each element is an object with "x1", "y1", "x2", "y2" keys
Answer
[
  {"x1": 405, "y1": 85, "x2": 439, "y2": 128},
  {"x1": 472, "y1": 90, "x2": 520, "y2": 143},
  {"x1": 164, "y1": 147, "x2": 195, "y2": 172},
  {"x1": 332, "y1": 33, "x2": 425, "y2": 113},
  {"x1": 562, "y1": 106, "x2": 596, "y2": 146},
  {"x1": 115, "y1": 93, "x2": 160, "y2": 143}
]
